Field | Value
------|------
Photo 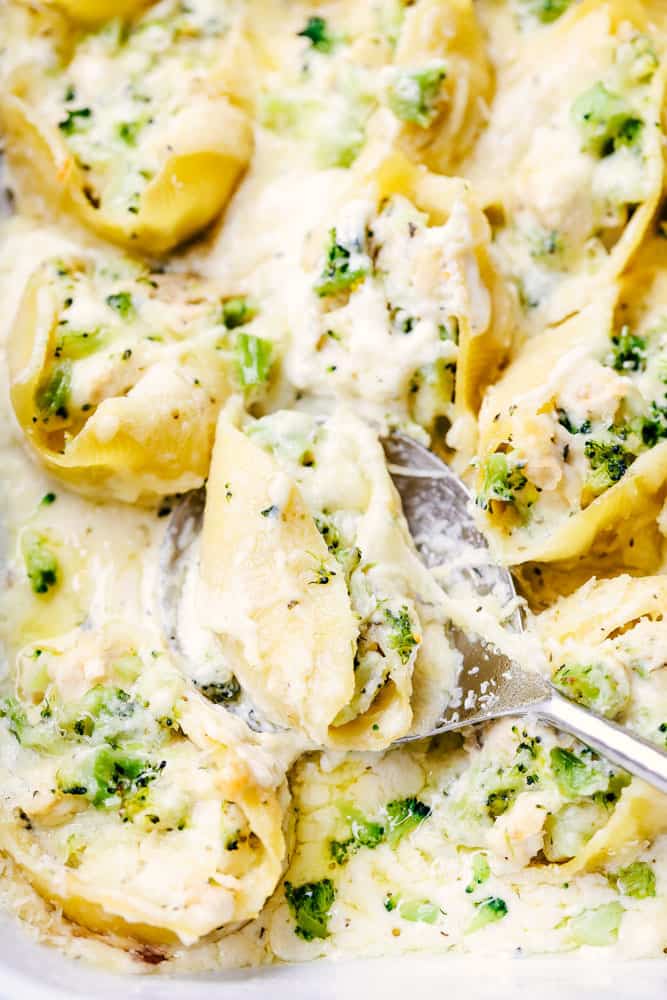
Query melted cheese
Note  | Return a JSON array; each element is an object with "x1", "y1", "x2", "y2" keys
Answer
[{"x1": 0, "y1": 0, "x2": 665, "y2": 975}]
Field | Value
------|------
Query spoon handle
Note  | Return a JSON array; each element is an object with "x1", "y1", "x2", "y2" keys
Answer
[{"x1": 538, "y1": 690, "x2": 667, "y2": 795}]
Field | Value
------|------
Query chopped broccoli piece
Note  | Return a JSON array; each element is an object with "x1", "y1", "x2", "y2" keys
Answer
[
  {"x1": 638, "y1": 402, "x2": 667, "y2": 447},
  {"x1": 298, "y1": 15, "x2": 334, "y2": 53},
  {"x1": 41, "y1": 492, "x2": 57, "y2": 505},
  {"x1": 116, "y1": 120, "x2": 144, "y2": 146},
  {"x1": 584, "y1": 439, "x2": 635, "y2": 492},
  {"x1": 384, "y1": 606, "x2": 419, "y2": 665},
  {"x1": 386, "y1": 63, "x2": 447, "y2": 128},
  {"x1": 550, "y1": 747, "x2": 611, "y2": 797},
  {"x1": 58, "y1": 107, "x2": 92, "y2": 136},
  {"x1": 352, "y1": 816, "x2": 385, "y2": 849},
  {"x1": 551, "y1": 662, "x2": 629, "y2": 719},
  {"x1": 467, "y1": 896, "x2": 508, "y2": 933},
  {"x1": 197, "y1": 677, "x2": 241, "y2": 704},
  {"x1": 0, "y1": 697, "x2": 64, "y2": 753},
  {"x1": 284, "y1": 878, "x2": 335, "y2": 940},
  {"x1": 486, "y1": 787, "x2": 518, "y2": 819},
  {"x1": 314, "y1": 229, "x2": 369, "y2": 298},
  {"x1": 518, "y1": 0, "x2": 572, "y2": 23},
  {"x1": 221, "y1": 296, "x2": 257, "y2": 330},
  {"x1": 557, "y1": 409, "x2": 591, "y2": 435},
  {"x1": 614, "y1": 861, "x2": 656, "y2": 899},
  {"x1": 571, "y1": 83, "x2": 643, "y2": 158},
  {"x1": 56, "y1": 328, "x2": 107, "y2": 360},
  {"x1": 567, "y1": 902, "x2": 623, "y2": 946},
  {"x1": 35, "y1": 362, "x2": 72, "y2": 419},
  {"x1": 330, "y1": 803, "x2": 385, "y2": 864},
  {"x1": 476, "y1": 452, "x2": 536, "y2": 519},
  {"x1": 235, "y1": 333, "x2": 273, "y2": 389},
  {"x1": 384, "y1": 892, "x2": 398, "y2": 912},
  {"x1": 439, "y1": 317, "x2": 459, "y2": 343},
  {"x1": 22, "y1": 531, "x2": 59, "y2": 596},
  {"x1": 329, "y1": 838, "x2": 355, "y2": 865},
  {"x1": 106, "y1": 291, "x2": 135, "y2": 319},
  {"x1": 544, "y1": 801, "x2": 608, "y2": 862},
  {"x1": 385, "y1": 796, "x2": 431, "y2": 847},
  {"x1": 59, "y1": 686, "x2": 137, "y2": 740},
  {"x1": 465, "y1": 853, "x2": 491, "y2": 893},
  {"x1": 60, "y1": 747, "x2": 162, "y2": 809},
  {"x1": 607, "y1": 326, "x2": 646, "y2": 372},
  {"x1": 398, "y1": 898, "x2": 439, "y2": 924}
]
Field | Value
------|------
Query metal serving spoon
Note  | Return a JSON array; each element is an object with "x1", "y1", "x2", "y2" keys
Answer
[{"x1": 161, "y1": 434, "x2": 667, "y2": 794}]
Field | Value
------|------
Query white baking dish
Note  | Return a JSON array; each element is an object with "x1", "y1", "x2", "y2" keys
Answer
[{"x1": 0, "y1": 908, "x2": 665, "y2": 1000}]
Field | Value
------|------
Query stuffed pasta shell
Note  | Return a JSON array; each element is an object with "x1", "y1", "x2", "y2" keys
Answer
[
  {"x1": 287, "y1": 151, "x2": 513, "y2": 463},
  {"x1": 464, "y1": 0, "x2": 665, "y2": 332},
  {"x1": 474, "y1": 239, "x2": 667, "y2": 571},
  {"x1": 536, "y1": 574, "x2": 667, "y2": 871},
  {"x1": 0, "y1": 624, "x2": 288, "y2": 948},
  {"x1": 8, "y1": 253, "x2": 276, "y2": 503},
  {"x1": 254, "y1": 0, "x2": 490, "y2": 176},
  {"x1": 384, "y1": 0, "x2": 492, "y2": 174},
  {"x1": 197, "y1": 407, "x2": 459, "y2": 749},
  {"x1": 1, "y1": 0, "x2": 252, "y2": 254}
]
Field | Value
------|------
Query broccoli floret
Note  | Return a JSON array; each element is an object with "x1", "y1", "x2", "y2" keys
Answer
[
  {"x1": 485, "y1": 787, "x2": 518, "y2": 819},
  {"x1": 329, "y1": 838, "x2": 355, "y2": 865},
  {"x1": 298, "y1": 15, "x2": 334, "y2": 53},
  {"x1": 221, "y1": 296, "x2": 257, "y2": 330},
  {"x1": 476, "y1": 452, "x2": 536, "y2": 519},
  {"x1": 235, "y1": 333, "x2": 273, "y2": 389},
  {"x1": 557, "y1": 409, "x2": 591, "y2": 435},
  {"x1": 584, "y1": 439, "x2": 635, "y2": 492},
  {"x1": 22, "y1": 531, "x2": 60, "y2": 596},
  {"x1": 384, "y1": 606, "x2": 420, "y2": 665},
  {"x1": 116, "y1": 120, "x2": 144, "y2": 147},
  {"x1": 58, "y1": 106, "x2": 92, "y2": 136},
  {"x1": 614, "y1": 861, "x2": 656, "y2": 899},
  {"x1": 467, "y1": 896, "x2": 508, "y2": 933},
  {"x1": 638, "y1": 402, "x2": 667, "y2": 448},
  {"x1": 465, "y1": 853, "x2": 491, "y2": 893},
  {"x1": 106, "y1": 291, "x2": 135, "y2": 319},
  {"x1": 314, "y1": 228, "x2": 368, "y2": 298},
  {"x1": 60, "y1": 747, "x2": 162, "y2": 809},
  {"x1": 549, "y1": 747, "x2": 615, "y2": 798},
  {"x1": 571, "y1": 83, "x2": 643, "y2": 158},
  {"x1": 60, "y1": 686, "x2": 136, "y2": 741},
  {"x1": 518, "y1": 0, "x2": 572, "y2": 23},
  {"x1": 35, "y1": 362, "x2": 72, "y2": 419},
  {"x1": 607, "y1": 326, "x2": 646, "y2": 372},
  {"x1": 551, "y1": 662, "x2": 629, "y2": 719},
  {"x1": 384, "y1": 796, "x2": 431, "y2": 847},
  {"x1": 284, "y1": 878, "x2": 336, "y2": 940},
  {"x1": 0, "y1": 697, "x2": 64, "y2": 753},
  {"x1": 196, "y1": 676, "x2": 241, "y2": 704},
  {"x1": 386, "y1": 62, "x2": 447, "y2": 128},
  {"x1": 329, "y1": 804, "x2": 385, "y2": 864}
]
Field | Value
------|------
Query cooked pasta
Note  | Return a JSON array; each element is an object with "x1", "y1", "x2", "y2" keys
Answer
[{"x1": 0, "y1": 0, "x2": 665, "y2": 974}]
